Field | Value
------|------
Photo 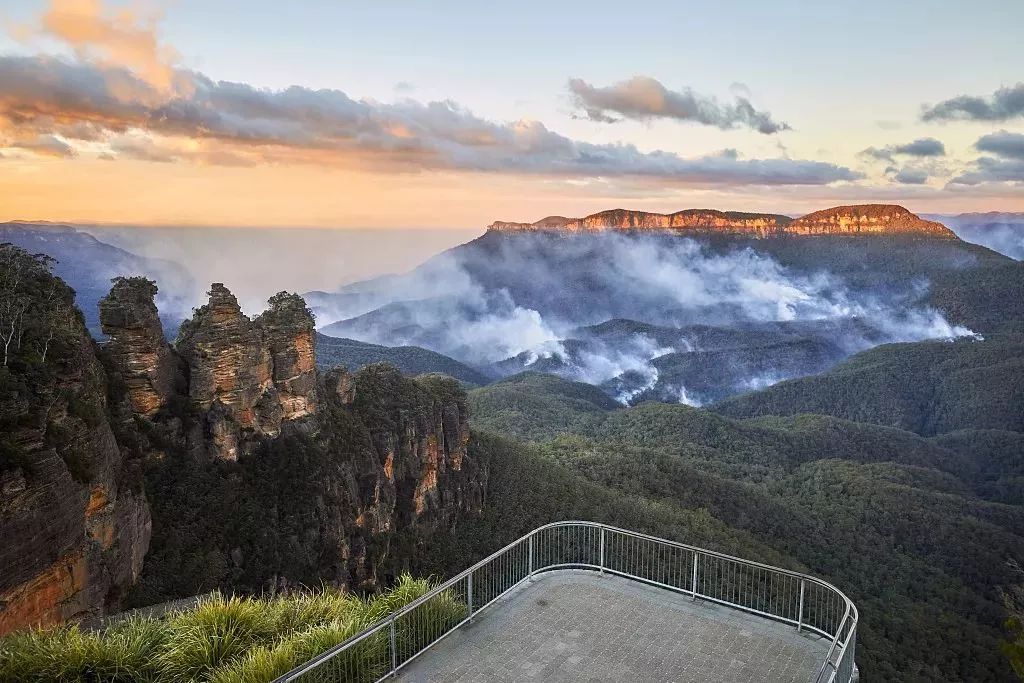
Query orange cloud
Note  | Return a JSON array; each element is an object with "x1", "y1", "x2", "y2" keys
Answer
[{"x1": 37, "y1": 0, "x2": 185, "y2": 93}]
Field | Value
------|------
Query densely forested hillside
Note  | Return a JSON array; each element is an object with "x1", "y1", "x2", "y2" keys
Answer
[
  {"x1": 464, "y1": 369, "x2": 1024, "y2": 681},
  {"x1": 467, "y1": 372, "x2": 619, "y2": 441},
  {"x1": 716, "y1": 334, "x2": 1024, "y2": 435},
  {"x1": 315, "y1": 333, "x2": 491, "y2": 386}
]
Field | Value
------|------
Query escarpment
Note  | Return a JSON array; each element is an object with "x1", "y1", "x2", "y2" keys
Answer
[
  {"x1": 490, "y1": 208, "x2": 792, "y2": 237},
  {"x1": 783, "y1": 204, "x2": 956, "y2": 238},
  {"x1": 489, "y1": 203, "x2": 958, "y2": 239},
  {"x1": 0, "y1": 250, "x2": 150, "y2": 636}
]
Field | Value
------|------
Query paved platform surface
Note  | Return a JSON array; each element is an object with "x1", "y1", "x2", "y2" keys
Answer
[{"x1": 397, "y1": 572, "x2": 829, "y2": 683}]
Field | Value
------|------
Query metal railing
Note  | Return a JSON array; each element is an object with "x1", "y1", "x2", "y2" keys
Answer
[{"x1": 276, "y1": 521, "x2": 857, "y2": 683}]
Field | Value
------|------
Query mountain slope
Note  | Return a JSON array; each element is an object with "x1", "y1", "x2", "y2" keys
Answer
[
  {"x1": 315, "y1": 333, "x2": 491, "y2": 386},
  {"x1": 0, "y1": 222, "x2": 194, "y2": 337},
  {"x1": 928, "y1": 212, "x2": 1024, "y2": 260},
  {"x1": 315, "y1": 205, "x2": 1015, "y2": 389},
  {"x1": 465, "y1": 371, "x2": 1024, "y2": 681},
  {"x1": 468, "y1": 372, "x2": 620, "y2": 442},
  {"x1": 715, "y1": 334, "x2": 1024, "y2": 435}
]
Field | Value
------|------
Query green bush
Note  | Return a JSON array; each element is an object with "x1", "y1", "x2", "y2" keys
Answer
[{"x1": 0, "y1": 575, "x2": 457, "y2": 683}]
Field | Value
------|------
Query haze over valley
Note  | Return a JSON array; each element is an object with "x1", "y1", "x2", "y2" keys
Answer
[{"x1": 7, "y1": 203, "x2": 1015, "y2": 409}]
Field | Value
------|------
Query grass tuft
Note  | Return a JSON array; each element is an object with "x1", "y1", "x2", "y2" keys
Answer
[{"x1": 0, "y1": 574, "x2": 459, "y2": 683}]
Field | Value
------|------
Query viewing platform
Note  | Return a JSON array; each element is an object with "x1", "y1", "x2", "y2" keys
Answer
[{"x1": 277, "y1": 522, "x2": 858, "y2": 683}]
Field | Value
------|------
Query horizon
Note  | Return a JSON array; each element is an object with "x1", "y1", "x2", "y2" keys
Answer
[
  {"x1": 1, "y1": 0, "x2": 1022, "y2": 227},
  {"x1": 4, "y1": 202, "x2": 1023, "y2": 231}
]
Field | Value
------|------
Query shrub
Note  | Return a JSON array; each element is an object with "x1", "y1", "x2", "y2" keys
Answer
[{"x1": 0, "y1": 575, "x2": 458, "y2": 683}]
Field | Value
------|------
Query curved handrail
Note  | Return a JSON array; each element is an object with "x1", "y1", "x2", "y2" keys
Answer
[{"x1": 277, "y1": 521, "x2": 858, "y2": 683}]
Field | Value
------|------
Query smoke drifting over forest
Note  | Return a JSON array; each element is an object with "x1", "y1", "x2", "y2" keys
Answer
[
  {"x1": 316, "y1": 231, "x2": 975, "y2": 404},
  {"x1": 0, "y1": 219, "x2": 993, "y2": 405}
]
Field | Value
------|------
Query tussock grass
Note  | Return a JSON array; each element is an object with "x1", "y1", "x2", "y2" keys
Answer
[{"x1": 0, "y1": 575, "x2": 457, "y2": 683}]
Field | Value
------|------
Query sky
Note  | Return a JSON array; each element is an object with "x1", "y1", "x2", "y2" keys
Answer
[{"x1": 1, "y1": 0, "x2": 1023, "y2": 228}]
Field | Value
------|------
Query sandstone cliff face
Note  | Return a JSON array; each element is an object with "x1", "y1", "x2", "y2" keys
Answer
[
  {"x1": 256, "y1": 293, "x2": 318, "y2": 422},
  {"x1": 0, "y1": 250, "x2": 151, "y2": 635},
  {"x1": 99, "y1": 277, "x2": 177, "y2": 417},
  {"x1": 171, "y1": 285, "x2": 319, "y2": 460},
  {"x1": 783, "y1": 204, "x2": 957, "y2": 238},
  {"x1": 490, "y1": 208, "x2": 791, "y2": 237},
  {"x1": 489, "y1": 204, "x2": 957, "y2": 239}
]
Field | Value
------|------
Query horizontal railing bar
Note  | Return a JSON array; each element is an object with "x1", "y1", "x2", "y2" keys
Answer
[
  {"x1": 276, "y1": 521, "x2": 857, "y2": 683},
  {"x1": 576, "y1": 521, "x2": 846, "y2": 589}
]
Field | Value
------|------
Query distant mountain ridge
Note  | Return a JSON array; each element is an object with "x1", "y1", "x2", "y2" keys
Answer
[
  {"x1": 489, "y1": 203, "x2": 957, "y2": 239},
  {"x1": 0, "y1": 221, "x2": 195, "y2": 336}
]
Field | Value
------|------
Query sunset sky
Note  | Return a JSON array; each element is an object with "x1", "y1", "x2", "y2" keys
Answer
[{"x1": 1, "y1": 0, "x2": 1023, "y2": 227}]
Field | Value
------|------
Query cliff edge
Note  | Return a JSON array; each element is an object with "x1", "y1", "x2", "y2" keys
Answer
[{"x1": 489, "y1": 204, "x2": 957, "y2": 239}]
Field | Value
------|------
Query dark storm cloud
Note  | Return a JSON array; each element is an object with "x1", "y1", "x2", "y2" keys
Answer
[
  {"x1": 567, "y1": 76, "x2": 791, "y2": 134},
  {"x1": 922, "y1": 83, "x2": 1024, "y2": 122}
]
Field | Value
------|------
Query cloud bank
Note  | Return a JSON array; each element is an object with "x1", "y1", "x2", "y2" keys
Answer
[
  {"x1": 0, "y1": 1, "x2": 859, "y2": 187},
  {"x1": 567, "y1": 76, "x2": 790, "y2": 134},
  {"x1": 0, "y1": 54, "x2": 857, "y2": 185}
]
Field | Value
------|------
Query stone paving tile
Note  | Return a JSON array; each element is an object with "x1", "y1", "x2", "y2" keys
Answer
[{"x1": 397, "y1": 572, "x2": 830, "y2": 683}]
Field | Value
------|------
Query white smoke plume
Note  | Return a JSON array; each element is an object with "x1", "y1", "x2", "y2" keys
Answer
[{"x1": 315, "y1": 231, "x2": 975, "y2": 402}]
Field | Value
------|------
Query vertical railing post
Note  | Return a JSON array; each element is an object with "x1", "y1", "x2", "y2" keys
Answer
[
  {"x1": 528, "y1": 533, "x2": 534, "y2": 580},
  {"x1": 467, "y1": 571, "x2": 474, "y2": 621},
  {"x1": 691, "y1": 549, "x2": 699, "y2": 600},
  {"x1": 389, "y1": 614, "x2": 397, "y2": 675},
  {"x1": 599, "y1": 527, "x2": 605, "y2": 575},
  {"x1": 798, "y1": 578, "x2": 806, "y2": 632}
]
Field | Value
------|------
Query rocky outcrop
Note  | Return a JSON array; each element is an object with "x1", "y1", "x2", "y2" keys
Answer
[
  {"x1": 783, "y1": 204, "x2": 957, "y2": 238},
  {"x1": 172, "y1": 285, "x2": 319, "y2": 460},
  {"x1": 176, "y1": 284, "x2": 276, "y2": 460},
  {"x1": 99, "y1": 282, "x2": 486, "y2": 598},
  {"x1": 99, "y1": 277, "x2": 177, "y2": 416},
  {"x1": 0, "y1": 247, "x2": 151, "y2": 635},
  {"x1": 489, "y1": 204, "x2": 958, "y2": 239},
  {"x1": 351, "y1": 368, "x2": 474, "y2": 527},
  {"x1": 256, "y1": 293, "x2": 318, "y2": 422}
]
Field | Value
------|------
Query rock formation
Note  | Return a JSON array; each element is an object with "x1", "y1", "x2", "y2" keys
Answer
[
  {"x1": 99, "y1": 277, "x2": 178, "y2": 416},
  {"x1": 256, "y1": 292, "x2": 318, "y2": 422},
  {"x1": 98, "y1": 281, "x2": 485, "y2": 597},
  {"x1": 490, "y1": 208, "x2": 792, "y2": 237},
  {"x1": 0, "y1": 250, "x2": 151, "y2": 635},
  {"x1": 783, "y1": 204, "x2": 956, "y2": 238},
  {"x1": 126, "y1": 284, "x2": 319, "y2": 460},
  {"x1": 489, "y1": 204, "x2": 958, "y2": 239},
  {"x1": 2, "y1": 261, "x2": 487, "y2": 634}
]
